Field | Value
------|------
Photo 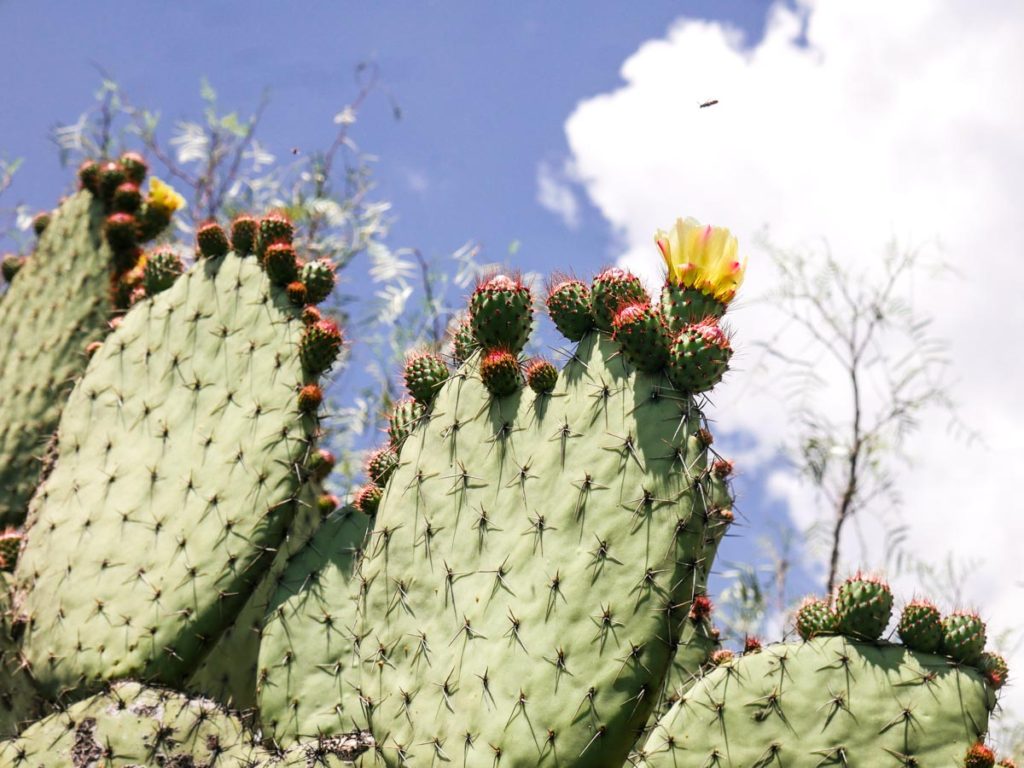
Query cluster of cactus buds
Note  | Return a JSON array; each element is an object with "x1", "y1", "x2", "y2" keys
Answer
[
  {"x1": 793, "y1": 574, "x2": 1008, "y2": 689},
  {"x1": 73, "y1": 154, "x2": 185, "y2": 311}
]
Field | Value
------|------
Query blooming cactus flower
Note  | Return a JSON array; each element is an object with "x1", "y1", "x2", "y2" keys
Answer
[
  {"x1": 146, "y1": 176, "x2": 186, "y2": 215},
  {"x1": 655, "y1": 217, "x2": 746, "y2": 304}
]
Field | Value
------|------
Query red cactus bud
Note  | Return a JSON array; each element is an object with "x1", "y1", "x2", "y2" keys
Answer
[
  {"x1": 301, "y1": 305, "x2": 322, "y2": 326},
  {"x1": 690, "y1": 595, "x2": 713, "y2": 621},
  {"x1": 711, "y1": 459, "x2": 734, "y2": 478},
  {"x1": 298, "y1": 384, "x2": 323, "y2": 412},
  {"x1": 965, "y1": 742, "x2": 996, "y2": 768},
  {"x1": 711, "y1": 649, "x2": 734, "y2": 666},
  {"x1": 286, "y1": 281, "x2": 308, "y2": 306}
]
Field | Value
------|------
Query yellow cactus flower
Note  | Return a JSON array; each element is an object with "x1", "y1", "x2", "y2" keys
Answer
[
  {"x1": 655, "y1": 217, "x2": 746, "y2": 304},
  {"x1": 146, "y1": 176, "x2": 185, "y2": 215}
]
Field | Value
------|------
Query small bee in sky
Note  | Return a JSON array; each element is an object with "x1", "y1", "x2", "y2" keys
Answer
[{"x1": 699, "y1": 99, "x2": 719, "y2": 109}]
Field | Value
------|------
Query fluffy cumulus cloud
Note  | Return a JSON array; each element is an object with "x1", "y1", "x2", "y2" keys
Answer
[{"x1": 562, "y1": 0, "x2": 1024, "y2": 715}]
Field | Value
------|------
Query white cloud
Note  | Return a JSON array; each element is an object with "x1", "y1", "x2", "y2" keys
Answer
[
  {"x1": 536, "y1": 159, "x2": 581, "y2": 229},
  {"x1": 562, "y1": 0, "x2": 1024, "y2": 717}
]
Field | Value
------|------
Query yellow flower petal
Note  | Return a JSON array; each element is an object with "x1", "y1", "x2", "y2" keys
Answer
[
  {"x1": 655, "y1": 217, "x2": 745, "y2": 303},
  {"x1": 147, "y1": 177, "x2": 186, "y2": 215}
]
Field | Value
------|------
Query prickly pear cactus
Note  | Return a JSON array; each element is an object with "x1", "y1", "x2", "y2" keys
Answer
[
  {"x1": 13, "y1": 217, "x2": 338, "y2": 699},
  {"x1": 0, "y1": 196, "x2": 110, "y2": 525},
  {"x1": 185, "y1": 479, "x2": 327, "y2": 709},
  {"x1": 636, "y1": 635, "x2": 997, "y2": 767},
  {"x1": 355, "y1": 329, "x2": 729, "y2": 765},
  {"x1": 0, "y1": 681, "x2": 270, "y2": 766},
  {"x1": 256, "y1": 506, "x2": 370, "y2": 744},
  {"x1": 0, "y1": 573, "x2": 39, "y2": 737},
  {"x1": 649, "y1": 597, "x2": 719, "y2": 723},
  {"x1": 0, "y1": 160, "x2": 182, "y2": 525}
]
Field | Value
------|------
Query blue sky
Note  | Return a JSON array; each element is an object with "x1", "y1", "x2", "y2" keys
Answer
[{"x1": 1, "y1": 1, "x2": 774, "y2": 272}]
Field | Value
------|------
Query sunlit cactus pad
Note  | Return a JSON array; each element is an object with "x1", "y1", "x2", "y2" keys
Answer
[
  {"x1": 0, "y1": 191, "x2": 112, "y2": 524},
  {"x1": 357, "y1": 332, "x2": 727, "y2": 767},
  {"x1": 0, "y1": 680, "x2": 268, "y2": 766},
  {"x1": 14, "y1": 250, "x2": 319, "y2": 698},
  {"x1": 186, "y1": 479, "x2": 327, "y2": 709},
  {"x1": 637, "y1": 635, "x2": 996, "y2": 767},
  {"x1": 257, "y1": 507, "x2": 370, "y2": 745}
]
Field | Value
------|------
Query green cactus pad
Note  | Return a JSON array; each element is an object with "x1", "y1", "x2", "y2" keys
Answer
[
  {"x1": 0, "y1": 681, "x2": 270, "y2": 766},
  {"x1": 835, "y1": 575, "x2": 894, "y2": 640},
  {"x1": 186, "y1": 481, "x2": 326, "y2": 709},
  {"x1": 13, "y1": 250, "x2": 323, "y2": 699},
  {"x1": 637, "y1": 636, "x2": 996, "y2": 768},
  {"x1": 257, "y1": 507, "x2": 370, "y2": 745},
  {"x1": 659, "y1": 283, "x2": 726, "y2": 332},
  {"x1": 655, "y1": 615, "x2": 718, "y2": 720},
  {"x1": 356, "y1": 332, "x2": 723, "y2": 767},
  {"x1": 0, "y1": 191, "x2": 114, "y2": 525},
  {"x1": 0, "y1": 573, "x2": 41, "y2": 737}
]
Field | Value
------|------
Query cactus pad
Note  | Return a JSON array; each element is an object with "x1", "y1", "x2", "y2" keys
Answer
[
  {"x1": 638, "y1": 636, "x2": 996, "y2": 767},
  {"x1": 257, "y1": 508, "x2": 370, "y2": 745},
  {"x1": 13, "y1": 248, "x2": 323, "y2": 698},
  {"x1": 0, "y1": 573, "x2": 40, "y2": 737},
  {"x1": 356, "y1": 331, "x2": 727, "y2": 767},
  {"x1": 0, "y1": 681, "x2": 269, "y2": 766},
  {"x1": 185, "y1": 481, "x2": 326, "y2": 709},
  {"x1": 0, "y1": 191, "x2": 114, "y2": 524}
]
